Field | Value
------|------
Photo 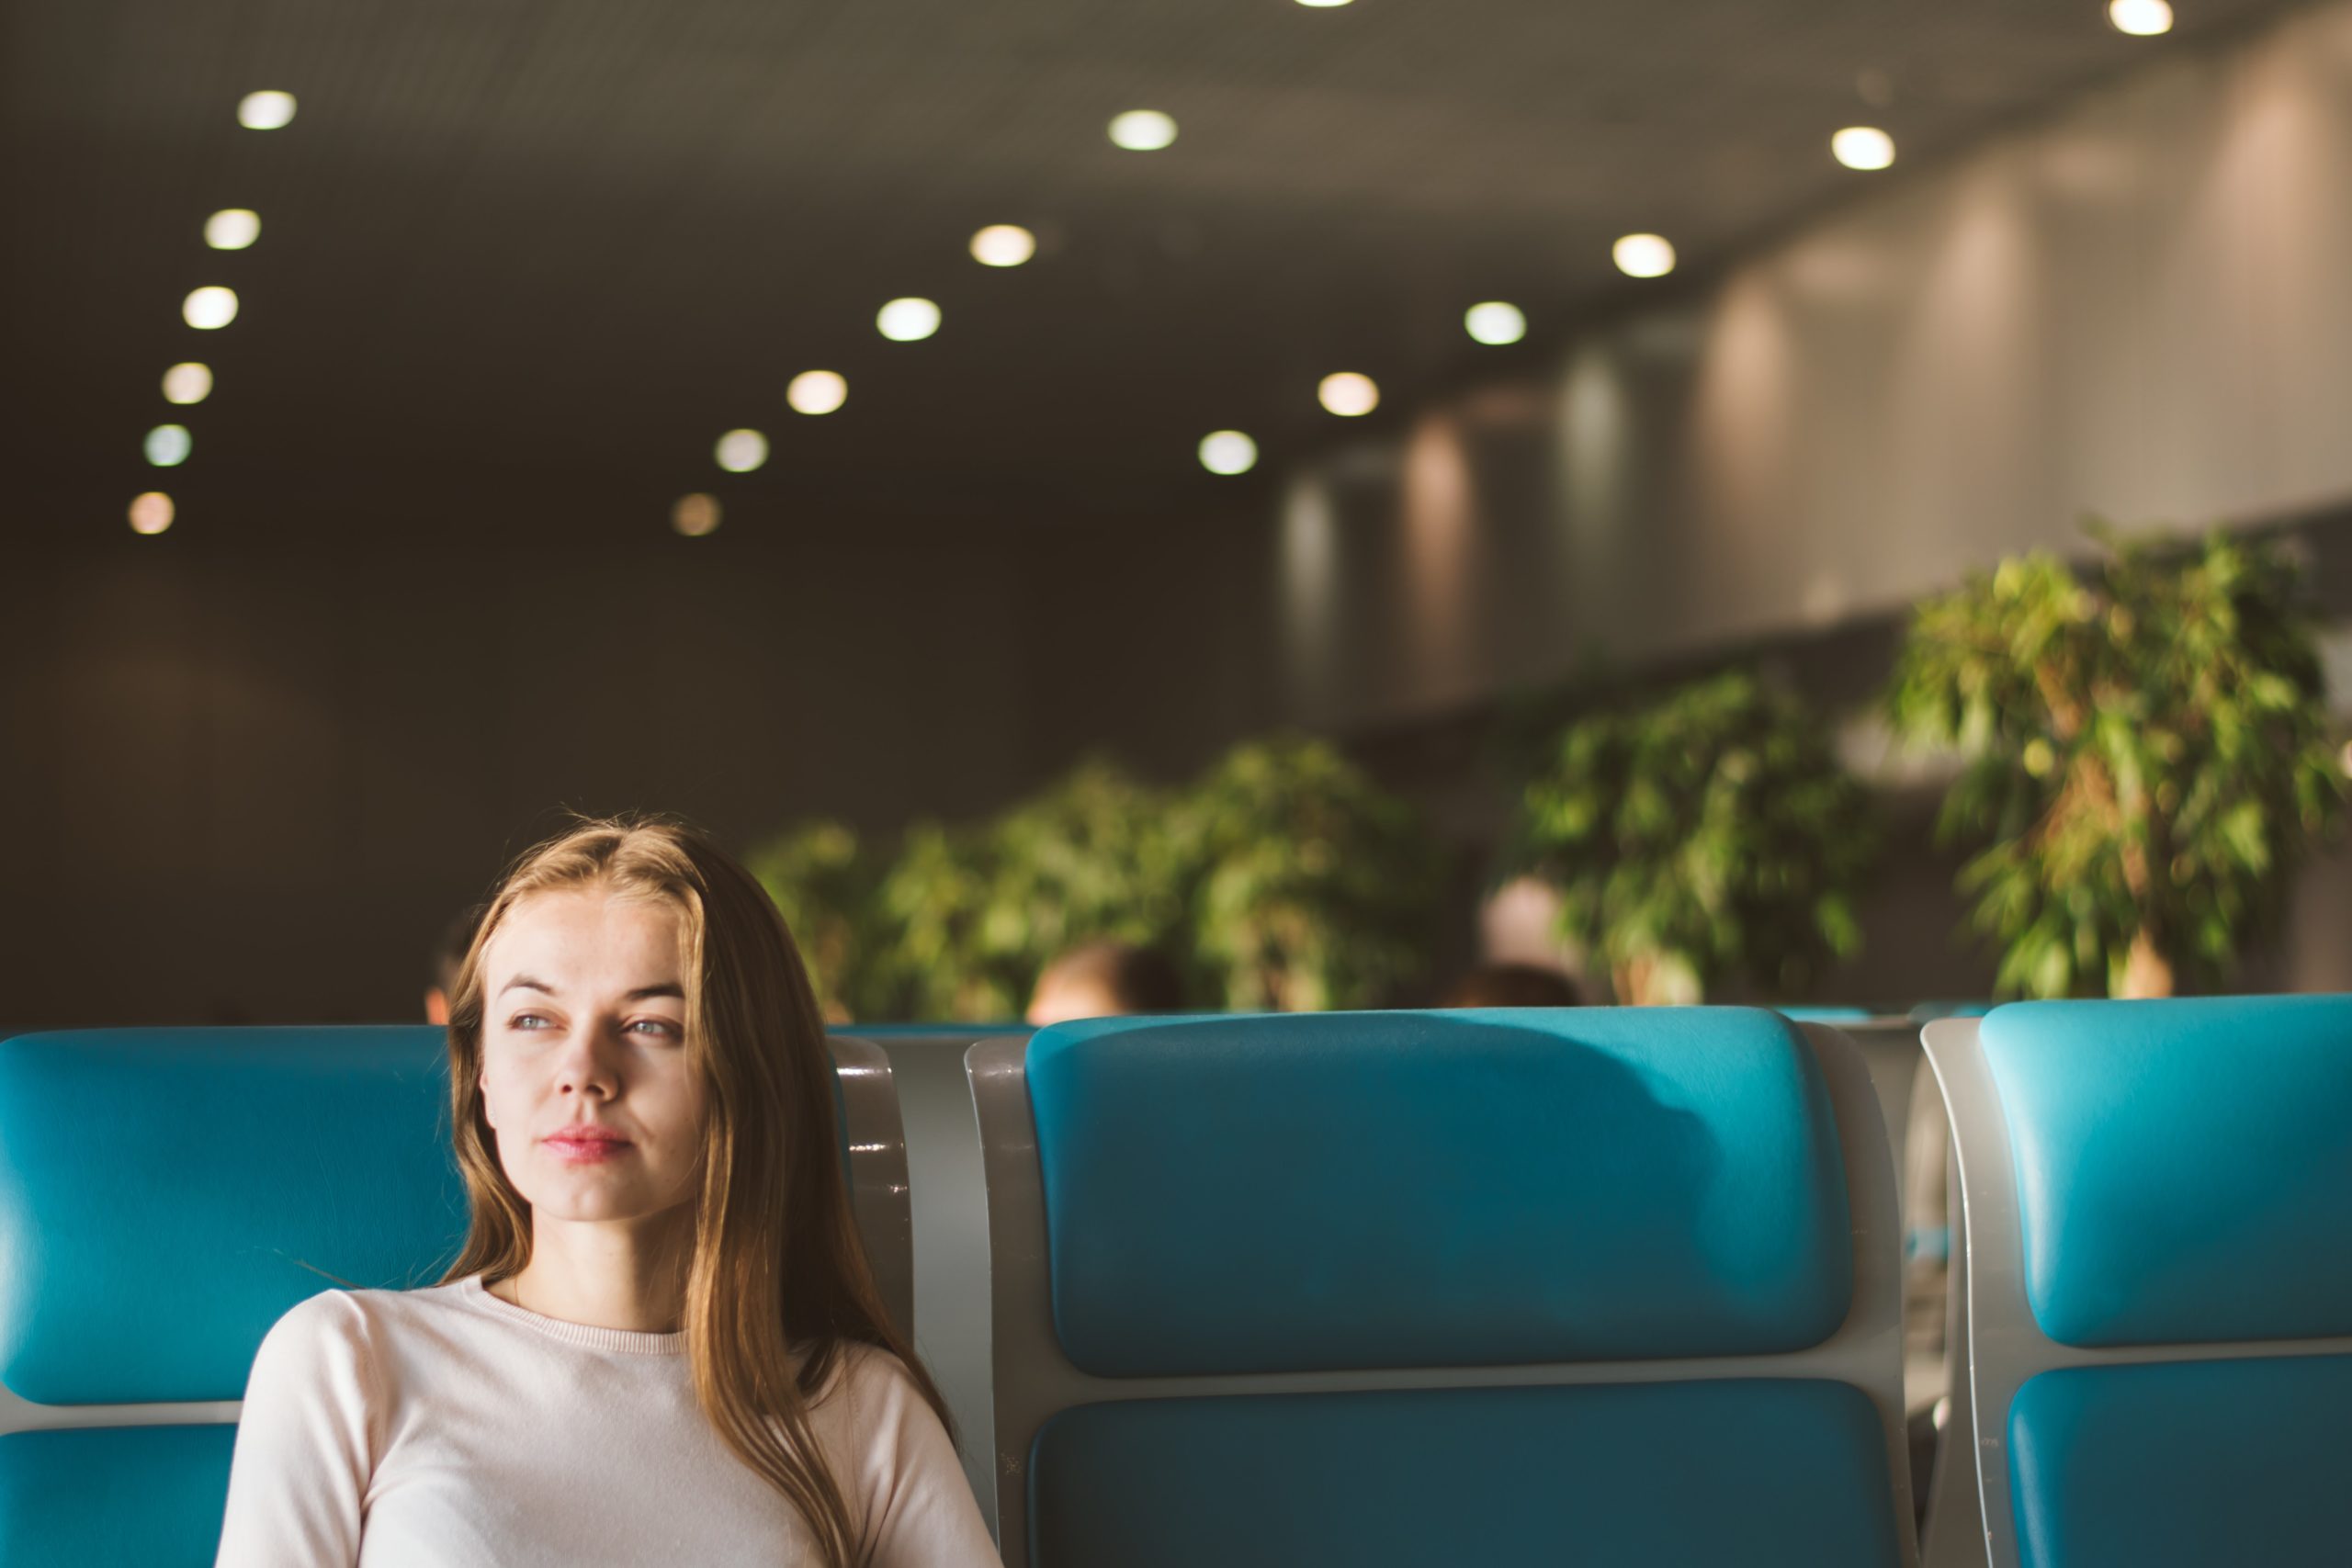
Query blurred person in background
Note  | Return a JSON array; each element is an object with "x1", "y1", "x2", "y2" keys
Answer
[
  {"x1": 423, "y1": 907, "x2": 481, "y2": 1026},
  {"x1": 1442, "y1": 962, "x2": 1581, "y2": 1009},
  {"x1": 220, "y1": 817, "x2": 993, "y2": 1566},
  {"x1": 1025, "y1": 939, "x2": 1184, "y2": 1026}
]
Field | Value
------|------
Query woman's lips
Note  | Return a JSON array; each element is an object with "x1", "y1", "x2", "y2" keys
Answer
[{"x1": 543, "y1": 1130, "x2": 633, "y2": 1164}]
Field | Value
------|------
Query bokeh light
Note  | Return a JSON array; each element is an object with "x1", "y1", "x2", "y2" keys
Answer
[
  {"x1": 1198, "y1": 431, "x2": 1259, "y2": 475},
  {"x1": 1464, "y1": 301, "x2": 1528, "y2": 345},
  {"x1": 162, "y1": 362, "x2": 213, "y2": 405},
  {"x1": 1108, "y1": 110, "x2": 1178, "y2": 151},
  {"x1": 2109, "y1": 0, "x2": 2174, "y2": 35},
  {"x1": 128, "y1": 492, "x2": 175, "y2": 535},
  {"x1": 1831, "y1": 127, "x2": 1897, "y2": 171},
  {"x1": 183, "y1": 287, "x2": 239, "y2": 329},
  {"x1": 673, "y1": 494, "x2": 722, "y2": 536},
  {"x1": 1317, "y1": 372, "x2": 1380, "y2": 417},
  {"x1": 876, "y1": 297, "x2": 942, "y2": 342},
  {"x1": 204, "y1": 209, "x2": 261, "y2": 250},
  {"x1": 237, "y1": 91, "x2": 297, "y2": 130},
  {"x1": 1612, "y1": 233, "x2": 1676, "y2": 278},
  {"x1": 787, "y1": 370, "x2": 848, "y2": 415},
  {"x1": 970, "y1": 225, "x2": 1036, "y2": 267},
  {"x1": 143, "y1": 424, "x2": 192, "y2": 467},
  {"x1": 714, "y1": 429, "x2": 769, "y2": 472}
]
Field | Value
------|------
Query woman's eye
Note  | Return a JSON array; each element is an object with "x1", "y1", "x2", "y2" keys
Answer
[
  {"x1": 628, "y1": 1019, "x2": 683, "y2": 1041},
  {"x1": 509, "y1": 1013, "x2": 550, "y2": 1031}
]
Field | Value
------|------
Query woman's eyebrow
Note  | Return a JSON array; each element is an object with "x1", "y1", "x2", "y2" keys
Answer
[
  {"x1": 498, "y1": 976, "x2": 556, "y2": 997},
  {"x1": 624, "y1": 983, "x2": 684, "y2": 1001}
]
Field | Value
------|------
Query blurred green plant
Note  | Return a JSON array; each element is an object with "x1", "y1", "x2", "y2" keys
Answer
[
  {"x1": 978, "y1": 757, "x2": 1192, "y2": 964},
  {"x1": 875, "y1": 818, "x2": 1012, "y2": 1021},
  {"x1": 847, "y1": 758, "x2": 1194, "y2": 1021},
  {"x1": 1183, "y1": 736, "x2": 1436, "y2": 1011},
  {"x1": 1886, "y1": 526, "x2": 2344, "y2": 998},
  {"x1": 752, "y1": 740, "x2": 1438, "y2": 1021},
  {"x1": 1508, "y1": 671, "x2": 1875, "y2": 1005},
  {"x1": 743, "y1": 818, "x2": 888, "y2": 1022}
]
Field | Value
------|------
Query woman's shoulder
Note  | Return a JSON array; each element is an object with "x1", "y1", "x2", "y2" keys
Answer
[
  {"x1": 816, "y1": 1340, "x2": 925, "y2": 1408},
  {"x1": 808, "y1": 1341, "x2": 993, "y2": 1556},
  {"x1": 808, "y1": 1340, "x2": 960, "y2": 1469},
  {"x1": 253, "y1": 1279, "x2": 478, "y2": 1371}
]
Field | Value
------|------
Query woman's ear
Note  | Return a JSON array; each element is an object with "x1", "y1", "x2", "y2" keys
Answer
[{"x1": 479, "y1": 1070, "x2": 497, "y2": 1129}]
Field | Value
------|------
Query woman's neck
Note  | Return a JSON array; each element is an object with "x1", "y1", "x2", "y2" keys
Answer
[{"x1": 501, "y1": 1212, "x2": 691, "y2": 1333}]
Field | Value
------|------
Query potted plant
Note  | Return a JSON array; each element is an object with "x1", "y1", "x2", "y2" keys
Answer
[
  {"x1": 1886, "y1": 527, "x2": 2344, "y2": 998},
  {"x1": 1508, "y1": 670, "x2": 1874, "y2": 1005},
  {"x1": 1182, "y1": 736, "x2": 1436, "y2": 1011}
]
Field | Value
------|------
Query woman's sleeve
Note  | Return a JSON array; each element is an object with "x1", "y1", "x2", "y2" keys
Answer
[
  {"x1": 213, "y1": 1291, "x2": 380, "y2": 1567},
  {"x1": 847, "y1": 1350, "x2": 1001, "y2": 1568}
]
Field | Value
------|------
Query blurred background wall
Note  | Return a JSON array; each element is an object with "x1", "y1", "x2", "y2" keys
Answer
[
  {"x1": 1046, "y1": 0, "x2": 2352, "y2": 748},
  {"x1": 2, "y1": 524, "x2": 1038, "y2": 1022}
]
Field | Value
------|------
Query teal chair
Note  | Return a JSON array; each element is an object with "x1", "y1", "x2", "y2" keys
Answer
[
  {"x1": 0, "y1": 1026, "x2": 908, "y2": 1564},
  {"x1": 1924, "y1": 998, "x2": 2352, "y2": 1567},
  {"x1": 971, "y1": 1008, "x2": 1916, "y2": 1567}
]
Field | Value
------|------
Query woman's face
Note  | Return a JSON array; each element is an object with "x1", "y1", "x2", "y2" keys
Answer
[{"x1": 478, "y1": 888, "x2": 707, "y2": 1228}]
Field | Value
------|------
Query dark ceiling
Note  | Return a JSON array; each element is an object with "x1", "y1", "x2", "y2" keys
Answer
[{"x1": 5, "y1": 0, "x2": 2298, "y2": 543}]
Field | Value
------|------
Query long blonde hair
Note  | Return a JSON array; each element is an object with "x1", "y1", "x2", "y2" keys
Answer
[{"x1": 441, "y1": 814, "x2": 950, "y2": 1566}]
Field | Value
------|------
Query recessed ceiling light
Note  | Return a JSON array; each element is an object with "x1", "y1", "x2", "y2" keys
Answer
[
  {"x1": 787, "y1": 370, "x2": 848, "y2": 415},
  {"x1": 2109, "y1": 0, "x2": 2173, "y2": 35},
  {"x1": 714, "y1": 429, "x2": 768, "y2": 473},
  {"x1": 1612, "y1": 233, "x2": 1676, "y2": 278},
  {"x1": 1199, "y1": 431, "x2": 1259, "y2": 475},
  {"x1": 1317, "y1": 373, "x2": 1379, "y2": 417},
  {"x1": 1831, "y1": 127, "x2": 1897, "y2": 170},
  {"x1": 1108, "y1": 110, "x2": 1178, "y2": 152},
  {"x1": 876, "y1": 297, "x2": 942, "y2": 342},
  {"x1": 673, "y1": 494, "x2": 722, "y2": 536},
  {"x1": 1295, "y1": 0, "x2": 1353, "y2": 7},
  {"x1": 204, "y1": 209, "x2": 261, "y2": 250},
  {"x1": 970, "y1": 225, "x2": 1036, "y2": 267},
  {"x1": 237, "y1": 91, "x2": 297, "y2": 130},
  {"x1": 1464, "y1": 301, "x2": 1528, "y2": 345},
  {"x1": 183, "y1": 287, "x2": 239, "y2": 329},
  {"x1": 129, "y1": 492, "x2": 175, "y2": 535},
  {"x1": 162, "y1": 362, "x2": 213, "y2": 405},
  {"x1": 144, "y1": 424, "x2": 192, "y2": 468}
]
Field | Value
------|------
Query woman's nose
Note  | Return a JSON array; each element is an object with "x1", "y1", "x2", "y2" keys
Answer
[{"x1": 552, "y1": 1026, "x2": 621, "y2": 1098}]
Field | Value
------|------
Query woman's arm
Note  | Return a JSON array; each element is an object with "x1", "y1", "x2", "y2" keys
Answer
[{"x1": 213, "y1": 1291, "x2": 380, "y2": 1567}]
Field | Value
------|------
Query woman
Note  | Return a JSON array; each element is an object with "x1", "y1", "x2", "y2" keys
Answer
[{"x1": 217, "y1": 817, "x2": 998, "y2": 1566}]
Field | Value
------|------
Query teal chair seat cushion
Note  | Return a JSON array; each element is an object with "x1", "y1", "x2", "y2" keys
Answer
[
  {"x1": 1030, "y1": 1377, "x2": 1902, "y2": 1568},
  {"x1": 1982, "y1": 997, "x2": 2352, "y2": 1347},
  {"x1": 1025, "y1": 1009, "x2": 1854, "y2": 1377},
  {"x1": 0, "y1": 1426, "x2": 236, "y2": 1568},
  {"x1": 0, "y1": 1028, "x2": 468, "y2": 1403},
  {"x1": 2007, "y1": 1355, "x2": 2352, "y2": 1568}
]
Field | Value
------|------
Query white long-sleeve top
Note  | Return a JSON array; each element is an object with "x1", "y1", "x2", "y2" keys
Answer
[{"x1": 214, "y1": 1277, "x2": 999, "y2": 1567}]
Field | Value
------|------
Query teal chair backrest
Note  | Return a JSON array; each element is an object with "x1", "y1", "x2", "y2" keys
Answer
[
  {"x1": 0, "y1": 1026, "x2": 907, "y2": 1566},
  {"x1": 1925, "y1": 998, "x2": 2352, "y2": 1568},
  {"x1": 971, "y1": 1008, "x2": 1916, "y2": 1567}
]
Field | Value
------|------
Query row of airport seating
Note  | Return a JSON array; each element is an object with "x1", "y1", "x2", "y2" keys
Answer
[{"x1": 2, "y1": 999, "x2": 2346, "y2": 1565}]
